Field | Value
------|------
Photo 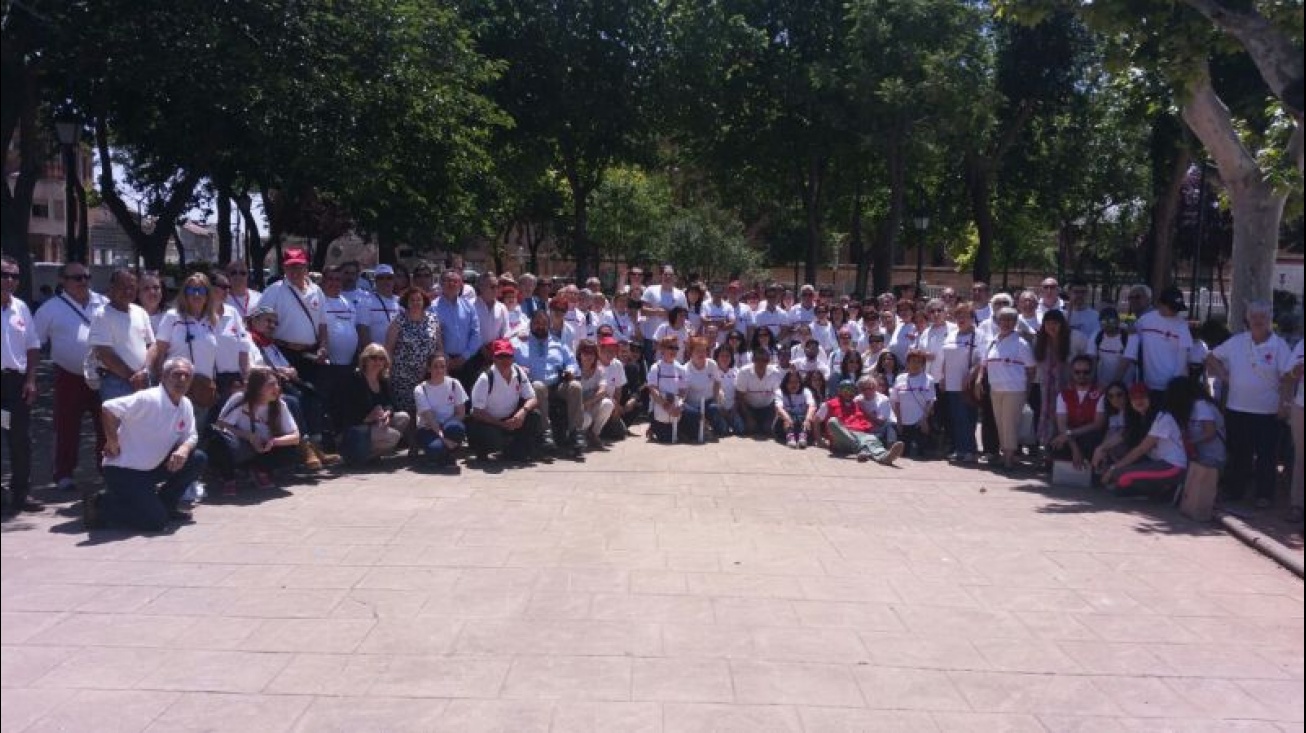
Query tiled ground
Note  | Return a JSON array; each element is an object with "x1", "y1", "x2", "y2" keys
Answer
[{"x1": 3, "y1": 438, "x2": 1303, "y2": 732}]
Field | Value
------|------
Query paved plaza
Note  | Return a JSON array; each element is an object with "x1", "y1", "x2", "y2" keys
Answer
[{"x1": 2, "y1": 437, "x2": 1303, "y2": 732}]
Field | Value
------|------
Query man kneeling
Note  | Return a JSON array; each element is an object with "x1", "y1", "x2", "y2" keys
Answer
[
  {"x1": 817, "y1": 379, "x2": 904, "y2": 465},
  {"x1": 85, "y1": 356, "x2": 207, "y2": 531},
  {"x1": 467, "y1": 340, "x2": 544, "y2": 462}
]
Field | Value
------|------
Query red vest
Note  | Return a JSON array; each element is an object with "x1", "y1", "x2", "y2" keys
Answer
[
  {"x1": 1060, "y1": 387, "x2": 1101, "y2": 429},
  {"x1": 822, "y1": 398, "x2": 873, "y2": 436}
]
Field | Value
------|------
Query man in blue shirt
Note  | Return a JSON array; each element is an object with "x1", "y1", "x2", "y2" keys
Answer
[
  {"x1": 431, "y1": 269, "x2": 483, "y2": 389},
  {"x1": 514, "y1": 309, "x2": 584, "y2": 455}
]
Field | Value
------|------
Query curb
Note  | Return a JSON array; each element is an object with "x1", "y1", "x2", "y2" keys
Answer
[{"x1": 1216, "y1": 511, "x2": 1305, "y2": 579}]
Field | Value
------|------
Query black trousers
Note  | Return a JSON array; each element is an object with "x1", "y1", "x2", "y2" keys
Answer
[
  {"x1": 467, "y1": 410, "x2": 543, "y2": 460},
  {"x1": 1, "y1": 369, "x2": 32, "y2": 505}
]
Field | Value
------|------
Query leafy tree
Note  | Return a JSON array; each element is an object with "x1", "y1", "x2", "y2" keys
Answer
[{"x1": 653, "y1": 200, "x2": 765, "y2": 285}]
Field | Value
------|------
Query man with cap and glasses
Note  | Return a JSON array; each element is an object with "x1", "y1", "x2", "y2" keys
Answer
[
  {"x1": 358, "y1": 264, "x2": 400, "y2": 345},
  {"x1": 1, "y1": 255, "x2": 42, "y2": 514},
  {"x1": 1123, "y1": 286, "x2": 1191, "y2": 404},
  {"x1": 34, "y1": 261, "x2": 109, "y2": 492},
  {"x1": 257, "y1": 248, "x2": 331, "y2": 448}
]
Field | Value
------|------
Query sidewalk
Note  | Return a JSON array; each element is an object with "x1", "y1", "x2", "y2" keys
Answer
[{"x1": 3, "y1": 427, "x2": 1303, "y2": 732}]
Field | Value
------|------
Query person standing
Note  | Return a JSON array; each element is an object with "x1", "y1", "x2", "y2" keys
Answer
[
  {"x1": 88, "y1": 269, "x2": 155, "y2": 402},
  {"x1": 224, "y1": 260, "x2": 262, "y2": 319},
  {"x1": 1124, "y1": 286, "x2": 1192, "y2": 403},
  {"x1": 385, "y1": 287, "x2": 444, "y2": 423},
  {"x1": 320, "y1": 265, "x2": 365, "y2": 435},
  {"x1": 979, "y1": 307, "x2": 1035, "y2": 472},
  {"x1": 474, "y1": 272, "x2": 509, "y2": 354},
  {"x1": 84, "y1": 356, "x2": 206, "y2": 532},
  {"x1": 258, "y1": 248, "x2": 329, "y2": 445},
  {"x1": 640, "y1": 265, "x2": 688, "y2": 349},
  {"x1": 1205, "y1": 300, "x2": 1295, "y2": 508},
  {"x1": 34, "y1": 261, "x2": 109, "y2": 492},
  {"x1": 1036, "y1": 278, "x2": 1064, "y2": 319},
  {"x1": 358, "y1": 264, "x2": 400, "y2": 346},
  {"x1": 1, "y1": 255, "x2": 42, "y2": 514},
  {"x1": 431, "y1": 269, "x2": 483, "y2": 390},
  {"x1": 1064, "y1": 279, "x2": 1098, "y2": 338}
]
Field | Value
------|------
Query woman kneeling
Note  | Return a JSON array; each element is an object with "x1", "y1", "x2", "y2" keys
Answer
[{"x1": 211, "y1": 367, "x2": 301, "y2": 493}]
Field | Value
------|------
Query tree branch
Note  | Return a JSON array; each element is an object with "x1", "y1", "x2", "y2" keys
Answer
[
  {"x1": 1180, "y1": 0, "x2": 1304, "y2": 118},
  {"x1": 1180, "y1": 62, "x2": 1261, "y2": 184}
]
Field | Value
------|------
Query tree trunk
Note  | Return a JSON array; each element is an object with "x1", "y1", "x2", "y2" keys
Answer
[
  {"x1": 849, "y1": 178, "x2": 868, "y2": 297},
  {"x1": 0, "y1": 84, "x2": 39, "y2": 302},
  {"x1": 1148, "y1": 149, "x2": 1192, "y2": 295},
  {"x1": 797, "y1": 155, "x2": 827, "y2": 287},
  {"x1": 216, "y1": 183, "x2": 233, "y2": 265},
  {"x1": 570, "y1": 177, "x2": 591, "y2": 283},
  {"x1": 1181, "y1": 63, "x2": 1297, "y2": 331},
  {"x1": 964, "y1": 155, "x2": 995, "y2": 285},
  {"x1": 75, "y1": 179, "x2": 89, "y2": 261},
  {"x1": 236, "y1": 194, "x2": 267, "y2": 287},
  {"x1": 872, "y1": 148, "x2": 907, "y2": 296}
]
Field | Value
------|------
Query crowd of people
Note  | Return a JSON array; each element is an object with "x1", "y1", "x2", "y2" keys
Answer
[{"x1": 2, "y1": 251, "x2": 1302, "y2": 533}]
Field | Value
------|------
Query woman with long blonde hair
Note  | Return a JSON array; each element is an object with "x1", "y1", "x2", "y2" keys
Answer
[{"x1": 335, "y1": 342, "x2": 411, "y2": 464}]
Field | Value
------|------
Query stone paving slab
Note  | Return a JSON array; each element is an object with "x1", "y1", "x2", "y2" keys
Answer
[{"x1": 3, "y1": 437, "x2": 1304, "y2": 732}]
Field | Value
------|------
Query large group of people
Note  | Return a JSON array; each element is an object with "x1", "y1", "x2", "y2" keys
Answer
[{"x1": 2, "y1": 252, "x2": 1303, "y2": 533}]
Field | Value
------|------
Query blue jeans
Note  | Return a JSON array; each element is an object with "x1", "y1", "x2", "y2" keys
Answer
[
  {"x1": 740, "y1": 404, "x2": 776, "y2": 436},
  {"x1": 417, "y1": 420, "x2": 466, "y2": 461},
  {"x1": 947, "y1": 392, "x2": 978, "y2": 455},
  {"x1": 678, "y1": 399, "x2": 726, "y2": 442},
  {"x1": 101, "y1": 449, "x2": 207, "y2": 532},
  {"x1": 98, "y1": 374, "x2": 136, "y2": 402}
]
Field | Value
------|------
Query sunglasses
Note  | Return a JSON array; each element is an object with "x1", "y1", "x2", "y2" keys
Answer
[
  {"x1": 184, "y1": 287, "x2": 208, "y2": 296},
  {"x1": 1072, "y1": 370, "x2": 1092, "y2": 376},
  {"x1": 1042, "y1": 285, "x2": 1058, "y2": 290},
  {"x1": 0, "y1": 272, "x2": 18, "y2": 281},
  {"x1": 64, "y1": 274, "x2": 91, "y2": 282}
]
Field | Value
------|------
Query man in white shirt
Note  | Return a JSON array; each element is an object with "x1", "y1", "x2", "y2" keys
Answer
[
  {"x1": 358, "y1": 264, "x2": 400, "y2": 345},
  {"x1": 752, "y1": 284, "x2": 790, "y2": 341},
  {"x1": 224, "y1": 261, "x2": 261, "y2": 319},
  {"x1": 640, "y1": 265, "x2": 687, "y2": 345},
  {"x1": 1036, "y1": 277, "x2": 1065, "y2": 319},
  {"x1": 970, "y1": 282, "x2": 992, "y2": 324},
  {"x1": 468, "y1": 340, "x2": 544, "y2": 462},
  {"x1": 734, "y1": 349, "x2": 783, "y2": 435},
  {"x1": 1123, "y1": 286, "x2": 1192, "y2": 402},
  {"x1": 789, "y1": 284, "x2": 818, "y2": 328},
  {"x1": 1206, "y1": 300, "x2": 1295, "y2": 507},
  {"x1": 2, "y1": 255, "x2": 42, "y2": 514},
  {"x1": 792, "y1": 339, "x2": 831, "y2": 380},
  {"x1": 35, "y1": 261, "x2": 109, "y2": 491},
  {"x1": 1064, "y1": 278, "x2": 1098, "y2": 337},
  {"x1": 319, "y1": 266, "x2": 364, "y2": 415},
  {"x1": 259, "y1": 248, "x2": 328, "y2": 370},
  {"x1": 474, "y1": 272, "x2": 510, "y2": 350},
  {"x1": 1087, "y1": 307, "x2": 1131, "y2": 385},
  {"x1": 338, "y1": 260, "x2": 372, "y2": 310},
  {"x1": 85, "y1": 356, "x2": 206, "y2": 532},
  {"x1": 88, "y1": 269, "x2": 155, "y2": 401}
]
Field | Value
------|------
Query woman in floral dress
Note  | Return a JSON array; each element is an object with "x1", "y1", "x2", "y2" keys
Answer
[{"x1": 385, "y1": 287, "x2": 444, "y2": 417}]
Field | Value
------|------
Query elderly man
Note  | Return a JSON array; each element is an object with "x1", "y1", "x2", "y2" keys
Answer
[
  {"x1": 789, "y1": 284, "x2": 819, "y2": 328},
  {"x1": 1, "y1": 255, "x2": 42, "y2": 514},
  {"x1": 432, "y1": 268, "x2": 483, "y2": 388},
  {"x1": 358, "y1": 264, "x2": 400, "y2": 345},
  {"x1": 258, "y1": 248, "x2": 330, "y2": 448},
  {"x1": 468, "y1": 339, "x2": 544, "y2": 462},
  {"x1": 640, "y1": 265, "x2": 687, "y2": 344},
  {"x1": 518, "y1": 273, "x2": 543, "y2": 320},
  {"x1": 1125, "y1": 283, "x2": 1153, "y2": 321},
  {"x1": 1036, "y1": 277, "x2": 1064, "y2": 318},
  {"x1": 84, "y1": 356, "x2": 207, "y2": 532},
  {"x1": 817, "y1": 380, "x2": 904, "y2": 465},
  {"x1": 475, "y1": 272, "x2": 509, "y2": 349},
  {"x1": 88, "y1": 269, "x2": 155, "y2": 401},
  {"x1": 1206, "y1": 300, "x2": 1295, "y2": 508},
  {"x1": 515, "y1": 309, "x2": 585, "y2": 455},
  {"x1": 35, "y1": 261, "x2": 109, "y2": 492}
]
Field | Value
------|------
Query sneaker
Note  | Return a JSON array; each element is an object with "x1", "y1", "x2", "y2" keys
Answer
[
  {"x1": 880, "y1": 441, "x2": 906, "y2": 466},
  {"x1": 56, "y1": 477, "x2": 76, "y2": 492},
  {"x1": 221, "y1": 479, "x2": 239, "y2": 496},
  {"x1": 300, "y1": 442, "x2": 323, "y2": 471},
  {"x1": 857, "y1": 451, "x2": 871, "y2": 463},
  {"x1": 786, "y1": 434, "x2": 798, "y2": 449},
  {"x1": 797, "y1": 433, "x2": 808, "y2": 450}
]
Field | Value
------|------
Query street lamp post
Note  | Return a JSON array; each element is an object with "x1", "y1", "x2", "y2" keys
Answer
[
  {"x1": 913, "y1": 210, "x2": 930, "y2": 299},
  {"x1": 54, "y1": 113, "x2": 80, "y2": 264}
]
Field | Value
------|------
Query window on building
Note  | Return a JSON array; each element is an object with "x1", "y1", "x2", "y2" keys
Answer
[{"x1": 32, "y1": 203, "x2": 50, "y2": 219}]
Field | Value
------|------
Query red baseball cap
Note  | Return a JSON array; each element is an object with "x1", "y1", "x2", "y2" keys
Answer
[
  {"x1": 282, "y1": 248, "x2": 309, "y2": 267},
  {"x1": 598, "y1": 336, "x2": 619, "y2": 347},
  {"x1": 491, "y1": 339, "x2": 515, "y2": 357}
]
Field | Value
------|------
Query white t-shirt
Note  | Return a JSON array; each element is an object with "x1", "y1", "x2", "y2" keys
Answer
[
  {"x1": 156, "y1": 310, "x2": 219, "y2": 378},
  {"x1": 214, "y1": 304, "x2": 251, "y2": 374},
  {"x1": 322, "y1": 295, "x2": 359, "y2": 366},
  {"x1": 1055, "y1": 389, "x2": 1105, "y2": 416},
  {"x1": 1293, "y1": 340, "x2": 1304, "y2": 408},
  {"x1": 892, "y1": 372, "x2": 936, "y2": 426},
  {"x1": 1146, "y1": 412, "x2": 1189, "y2": 468},
  {"x1": 703, "y1": 301, "x2": 736, "y2": 340},
  {"x1": 940, "y1": 329, "x2": 979, "y2": 392},
  {"x1": 810, "y1": 321, "x2": 837, "y2": 352},
  {"x1": 788, "y1": 304, "x2": 817, "y2": 328},
  {"x1": 752, "y1": 308, "x2": 789, "y2": 339},
  {"x1": 216, "y1": 395, "x2": 297, "y2": 441},
  {"x1": 640, "y1": 285, "x2": 687, "y2": 337},
  {"x1": 358, "y1": 292, "x2": 400, "y2": 345},
  {"x1": 603, "y1": 311, "x2": 637, "y2": 343},
  {"x1": 735, "y1": 364, "x2": 784, "y2": 409},
  {"x1": 225, "y1": 289, "x2": 262, "y2": 320},
  {"x1": 88, "y1": 302, "x2": 155, "y2": 373},
  {"x1": 1067, "y1": 306, "x2": 1098, "y2": 338},
  {"x1": 476, "y1": 299, "x2": 510, "y2": 344},
  {"x1": 601, "y1": 359, "x2": 628, "y2": 398},
  {"x1": 887, "y1": 322, "x2": 917, "y2": 363},
  {"x1": 775, "y1": 387, "x2": 815, "y2": 416},
  {"x1": 731, "y1": 302, "x2": 753, "y2": 336},
  {"x1": 470, "y1": 364, "x2": 533, "y2": 420},
  {"x1": 653, "y1": 322, "x2": 691, "y2": 361},
  {"x1": 102, "y1": 386, "x2": 195, "y2": 471},
  {"x1": 504, "y1": 306, "x2": 528, "y2": 340},
  {"x1": 1126, "y1": 311, "x2": 1192, "y2": 391},
  {"x1": 1089, "y1": 330, "x2": 1131, "y2": 385},
  {"x1": 1212, "y1": 332, "x2": 1294, "y2": 415},
  {"x1": 719, "y1": 365, "x2": 739, "y2": 410},
  {"x1": 1, "y1": 297, "x2": 40, "y2": 372},
  {"x1": 856, "y1": 392, "x2": 895, "y2": 427},
  {"x1": 792, "y1": 352, "x2": 830, "y2": 380},
  {"x1": 260, "y1": 279, "x2": 325, "y2": 346},
  {"x1": 918, "y1": 324, "x2": 952, "y2": 383},
  {"x1": 648, "y1": 360, "x2": 689, "y2": 422},
  {"x1": 414, "y1": 378, "x2": 468, "y2": 426},
  {"x1": 684, "y1": 359, "x2": 721, "y2": 403},
  {"x1": 983, "y1": 333, "x2": 1035, "y2": 392},
  {"x1": 35, "y1": 292, "x2": 108, "y2": 373}
]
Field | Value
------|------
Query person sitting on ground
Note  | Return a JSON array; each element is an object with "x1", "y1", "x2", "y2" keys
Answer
[
  {"x1": 515, "y1": 308, "x2": 585, "y2": 455},
  {"x1": 575, "y1": 339, "x2": 616, "y2": 448},
  {"x1": 646, "y1": 335, "x2": 688, "y2": 443},
  {"x1": 815, "y1": 379, "x2": 905, "y2": 464},
  {"x1": 805, "y1": 369, "x2": 829, "y2": 404},
  {"x1": 792, "y1": 337, "x2": 831, "y2": 381},
  {"x1": 1100, "y1": 377, "x2": 1191, "y2": 493},
  {"x1": 85, "y1": 356, "x2": 207, "y2": 532},
  {"x1": 734, "y1": 347, "x2": 783, "y2": 437},
  {"x1": 210, "y1": 366, "x2": 301, "y2": 493},
  {"x1": 1048, "y1": 354, "x2": 1107, "y2": 471},
  {"x1": 681, "y1": 336, "x2": 726, "y2": 441},
  {"x1": 653, "y1": 305, "x2": 692, "y2": 362},
  {"x1": 892, "y1": 349, "x2": 936, "y2": 458},
  {"x1": 468, "y1": 339, "x2": 543, "y2": 462},
  {"x1": 776, "y1": 369, "x2": 817, "y2": 449},
  {"x1": 413, "y1": 352, "x2": 468, "y2": 467},
  {"x1": 595, "y1": 336, "x2": 631, "y2": 439},
  {"x1": 246, "y1": 306, "x2": 338, "y2": 470},
  {"x1": 334, "y1": 343, "x2": 411, "y2": 465},
  {"x1": 858, "y1": 375, "x2": 898, "y2": 447},
  {"x1": 713, "y1": 344, "x2": 744, "y2": 436}
]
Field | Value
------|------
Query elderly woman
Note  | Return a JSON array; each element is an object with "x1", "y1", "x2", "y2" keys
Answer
[
  {"x1": 335, "y1": 343, "x2": 412, "y2": 465},
  {"x1": 977, "y1": 307, "x2": 1035, "y2": 472},
  {"x1": 385, "y1": 286, "x2": 444, "y2": 421},
  {"x1": 135, "y1": 271, "x2": 167, "y2": 333}
]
